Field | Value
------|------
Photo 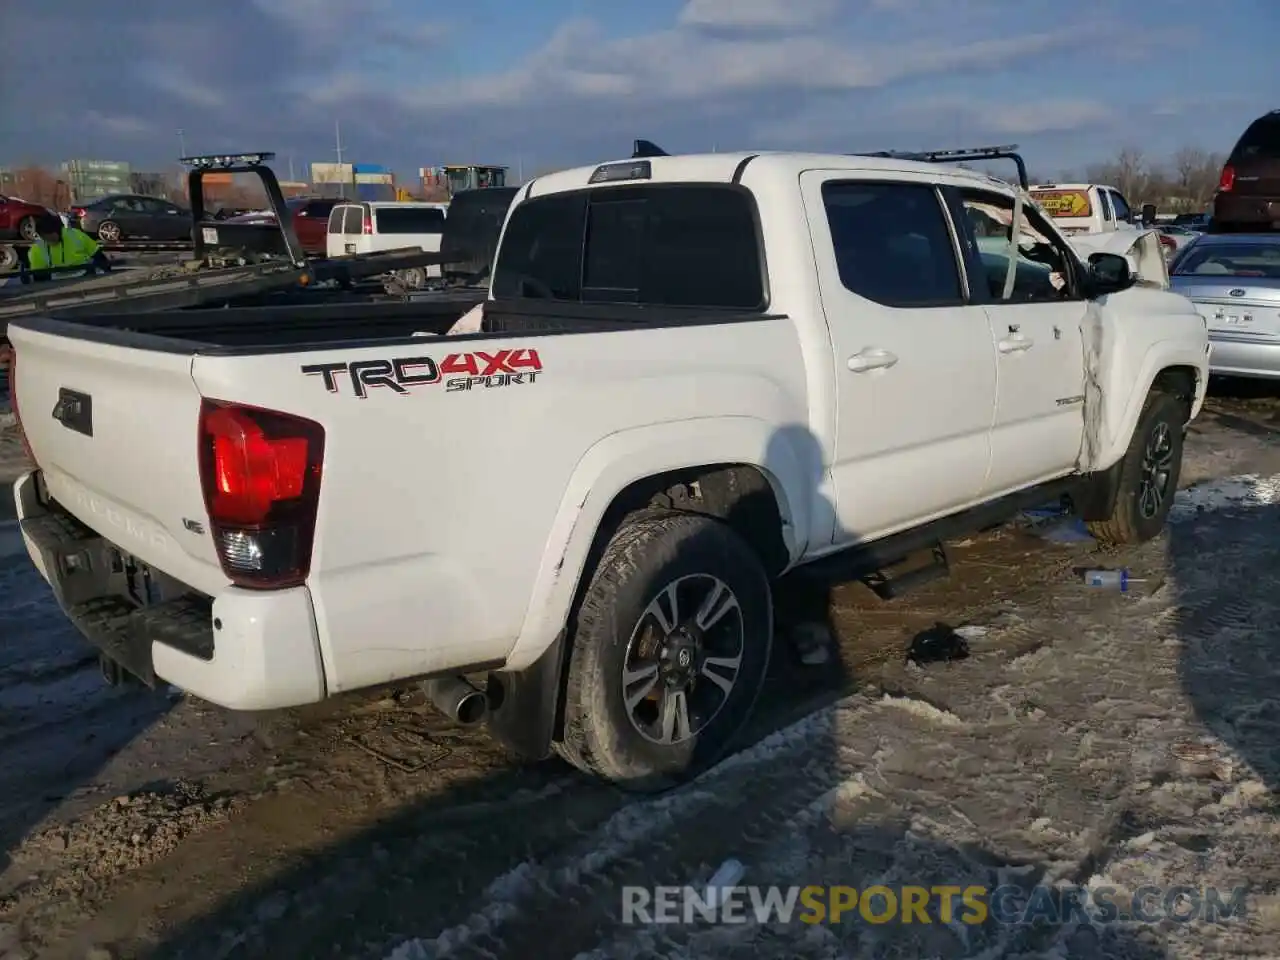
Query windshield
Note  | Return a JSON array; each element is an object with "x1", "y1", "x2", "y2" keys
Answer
[
  {"x1": 1173, "y1": 241, "x2": 1280, "y2": 278},
  {"x1": 1029, "y1": 188, "x2": 1092, "y2": 219}
]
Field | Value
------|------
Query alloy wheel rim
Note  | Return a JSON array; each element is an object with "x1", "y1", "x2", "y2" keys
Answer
[
  {"x1": 622, "y1": 574, "x2": 745, "y2": 746},
  {"x1": 1138, "y1": 421, "x2": 1174, "y2": 519}
]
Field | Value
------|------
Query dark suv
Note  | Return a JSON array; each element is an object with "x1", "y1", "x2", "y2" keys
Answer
[{"x1": 1213, "y1": 109, "x2": 1280, "y2": 233}]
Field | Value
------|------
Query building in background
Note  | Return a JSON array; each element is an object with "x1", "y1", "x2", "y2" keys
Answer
[{"x1": 61, "y1": 159, "x2": 131, "y2": 203}]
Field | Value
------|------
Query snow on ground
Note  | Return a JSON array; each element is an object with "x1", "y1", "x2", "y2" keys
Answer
[
  {"x1": 374, "y1": 470, "x2": 1280, "y2": 960},
  {"x1": 1, "y1": 400, "x2": 1279, "y2": 958}
]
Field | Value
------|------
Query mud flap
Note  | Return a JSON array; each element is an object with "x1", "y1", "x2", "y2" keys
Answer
[{"x1": 485, "y1": 631, "x2": 569, "y2": 761}]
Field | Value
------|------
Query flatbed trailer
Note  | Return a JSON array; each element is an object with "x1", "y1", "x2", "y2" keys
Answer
[{"x1": 0, "y1": 153, "x2": 488, "y2": 338}]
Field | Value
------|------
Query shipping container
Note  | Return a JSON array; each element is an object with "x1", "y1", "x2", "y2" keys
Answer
[
  {"x1": 354, "y1": 172, "x2": 394, "y2": 185},
  {"x1": 311, "y1": 161, "x2": 353, "y2": 184},
  {"x1": 355, "y1": 182, "x2": 395, "y2": 202},
  {"x1": 353, "y1": 163, "x2": 389, "y2": 174},
  {"x1": 198, "y1": 172, "x2": 234, "y2": 186}
]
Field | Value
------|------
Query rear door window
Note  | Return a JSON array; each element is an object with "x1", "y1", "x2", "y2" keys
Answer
[
  {"x1": 492, "y1": 185, "x2": 764, "y2": 309},
  {"x1": 823, "y1": 181, "x2": 963, "y2": 307},
  {"x1": 326, "y1": 206, "x2": 346, "y2": 234},
  {"x1": 341, "y1": 206, "x2": 364, "y2": 235},
  {"x1": 374, "y1": 206, "x2": 445, "y2": 234}
]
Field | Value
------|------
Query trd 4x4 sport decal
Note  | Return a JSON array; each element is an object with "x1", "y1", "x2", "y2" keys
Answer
[{"x1": 301, "y1": 348, "x2": 543, "y2": 398}]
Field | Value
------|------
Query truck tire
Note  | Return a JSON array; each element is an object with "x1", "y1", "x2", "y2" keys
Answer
[
  {"x1": 1086, "y1": 390, "x2": 1186, "y2": 545},
  {"x1": 556, "y1": 512, "x2": 773, "y2": 792}
]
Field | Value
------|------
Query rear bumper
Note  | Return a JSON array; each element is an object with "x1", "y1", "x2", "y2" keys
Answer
[
  {"x1": 12, "y1": 470, "x2": 327, "y2": 710},
  {"x1": 1207, "y1": 336, "x2": 1280, "y2": 379}
]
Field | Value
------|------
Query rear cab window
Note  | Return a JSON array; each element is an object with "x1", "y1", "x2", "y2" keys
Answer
[
  {"x1": 491, "y1": 184, "x2": 765, "y2": 309},
  {"x1": 374, "y1": 206, "x2": 445, "y2": 234}
]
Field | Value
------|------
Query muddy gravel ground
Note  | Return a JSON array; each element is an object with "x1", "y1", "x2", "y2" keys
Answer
[{"x1": 3, "y1": 387, "x2": 1280, "y2": 959}]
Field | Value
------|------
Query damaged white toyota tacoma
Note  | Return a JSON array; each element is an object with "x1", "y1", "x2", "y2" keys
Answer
[{"x1": 6, "y1": 143, "x2": 1209, "y2": 790}]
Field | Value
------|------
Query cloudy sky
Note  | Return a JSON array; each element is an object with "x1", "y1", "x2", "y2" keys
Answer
[{"x1": 5, "y1": 0, "x2": 1275, "y2": 179}]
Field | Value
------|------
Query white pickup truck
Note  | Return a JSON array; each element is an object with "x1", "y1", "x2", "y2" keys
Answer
[{"x1": 7, "y1": 148, "x2": 1209, "y2": 791}]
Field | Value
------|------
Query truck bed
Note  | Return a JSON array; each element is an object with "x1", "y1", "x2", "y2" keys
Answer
[{"x1": 8, "y1": 299, "x2": 775, "y2": 355}]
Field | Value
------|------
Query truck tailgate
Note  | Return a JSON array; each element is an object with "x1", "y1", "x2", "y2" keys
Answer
[{"x1": 9, "y1": 325, "x2": 226, "y2": 595}]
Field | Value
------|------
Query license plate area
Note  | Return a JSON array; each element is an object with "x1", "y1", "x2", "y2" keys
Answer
[{"x1": 106, "y1": 546, "x2": 162, "y2": 607}]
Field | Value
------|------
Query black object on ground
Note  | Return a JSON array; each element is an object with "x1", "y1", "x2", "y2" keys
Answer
[{"x1": 906, "y1": 623, "x2": 971, "y2": 665}]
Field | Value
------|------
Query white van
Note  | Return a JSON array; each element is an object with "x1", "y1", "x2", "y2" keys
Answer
[{"x1": 325, "y1": 201, "x2": 449, "y2": 275}]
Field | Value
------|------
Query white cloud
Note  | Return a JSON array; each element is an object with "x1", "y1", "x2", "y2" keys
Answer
[
  {"x1": 83, "y1": 112, "x2": 156, "y2": 138},
  {"x1": 390, "y1": 20, "x2": 1080, "y2": 116},
  {"x1": 678, "y1": 0, "x2": 842, "y2": 29}
]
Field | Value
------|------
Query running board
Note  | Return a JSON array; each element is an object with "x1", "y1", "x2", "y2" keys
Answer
[
  {"x1": 860, "y1": 543, "x2": 951, "y2": 600},
  {"x1": 790, "y1": 476, "x2": 1081, "y2": 592}
]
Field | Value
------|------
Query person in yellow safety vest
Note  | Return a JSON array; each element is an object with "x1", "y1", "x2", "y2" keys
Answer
[{"x1": 21, "y1": 213, "x2": 112, "y2": 283}]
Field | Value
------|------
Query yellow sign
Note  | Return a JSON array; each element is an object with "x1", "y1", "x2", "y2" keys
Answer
[{"x1": 1031, "y1": 189, "x2": 1092, "y2": 218}]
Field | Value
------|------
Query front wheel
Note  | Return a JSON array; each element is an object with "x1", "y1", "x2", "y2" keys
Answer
[
  {"x1": 17, "y1": 217, "x2": 38, "y2": 241},
  {"x1": 1086, "y1": 390, "x2": 1186, "y2": 545},
  {"x1": 556, "y1": 513, "x2": 773, "y2": 792}
]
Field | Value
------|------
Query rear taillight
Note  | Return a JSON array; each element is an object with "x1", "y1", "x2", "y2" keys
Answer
[
  {"x1": 71, "y1": 207, "x2": 86, "y2": 220},
  {"x1": 362, "y1": 215, "x2": 373, "y2": 234},
  {"x1": 1, "y1": 345, "x2": 35, "y2": 464},
  {"x1": 198, "y1": 400, "x2": 324, "y2": 589},
  {"x1": 1218, "y1": 165, "x2": 1235, "y2": 192}
]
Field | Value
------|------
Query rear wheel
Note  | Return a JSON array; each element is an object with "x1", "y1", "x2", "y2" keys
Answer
[
  {"x1": 17, "y1": 216, "x2": 38, "y2": 242},
  {"x1": 556, "y1": 513, "x2": 773, "y2": 792},
  {"x1": 1086, "y1": 390, "x2": 1186, "y2": 545},
  {"x1": 97, "y1": 221, "x2": 121, "y2": 242}
]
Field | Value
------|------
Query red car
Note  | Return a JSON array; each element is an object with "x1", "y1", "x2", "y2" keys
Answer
[
  {"x1": 0, "y1": 194, "x2": 56, "y2": 243},
  {"x1": 225, "y1": 197, "x2": 338, "y2": 257}
]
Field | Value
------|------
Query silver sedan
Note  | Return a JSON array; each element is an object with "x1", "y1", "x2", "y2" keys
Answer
[{"x1": 1169, "y1": 234, "x2": 1280, "y2": 378}]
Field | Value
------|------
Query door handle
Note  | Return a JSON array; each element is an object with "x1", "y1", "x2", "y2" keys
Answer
[
  {"x1": 997, "y1": 334, "x2": 1034, "y2": 354},
  {"x1": 847, "y1": 349, "x2": 898, "y2": 373}
]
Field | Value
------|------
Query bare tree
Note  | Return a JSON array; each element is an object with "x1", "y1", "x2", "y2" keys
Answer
[
  {"x1": 1171, "y1": 147, "x2": 1225, "y2": 210},
  {"x1": 1086, "y1": 147, "x2": 1150, "y2": 203}
]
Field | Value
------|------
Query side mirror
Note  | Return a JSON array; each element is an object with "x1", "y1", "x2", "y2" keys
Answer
[{"x1": 1087, "y1": 252, "x2": 1134, "y2": 295}]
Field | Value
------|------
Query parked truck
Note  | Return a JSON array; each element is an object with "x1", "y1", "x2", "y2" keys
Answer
[{"x1": 6, "y1": 144, "x2": 1209, "y2": 791}]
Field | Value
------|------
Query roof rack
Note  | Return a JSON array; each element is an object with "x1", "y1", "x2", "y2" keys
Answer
[
  {"x1": 625, "y1": 139, "x2": 1029, "y2": 189},
  {"x1": 854, "y1": 144, "x2": 1028, "y2": 190}
]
